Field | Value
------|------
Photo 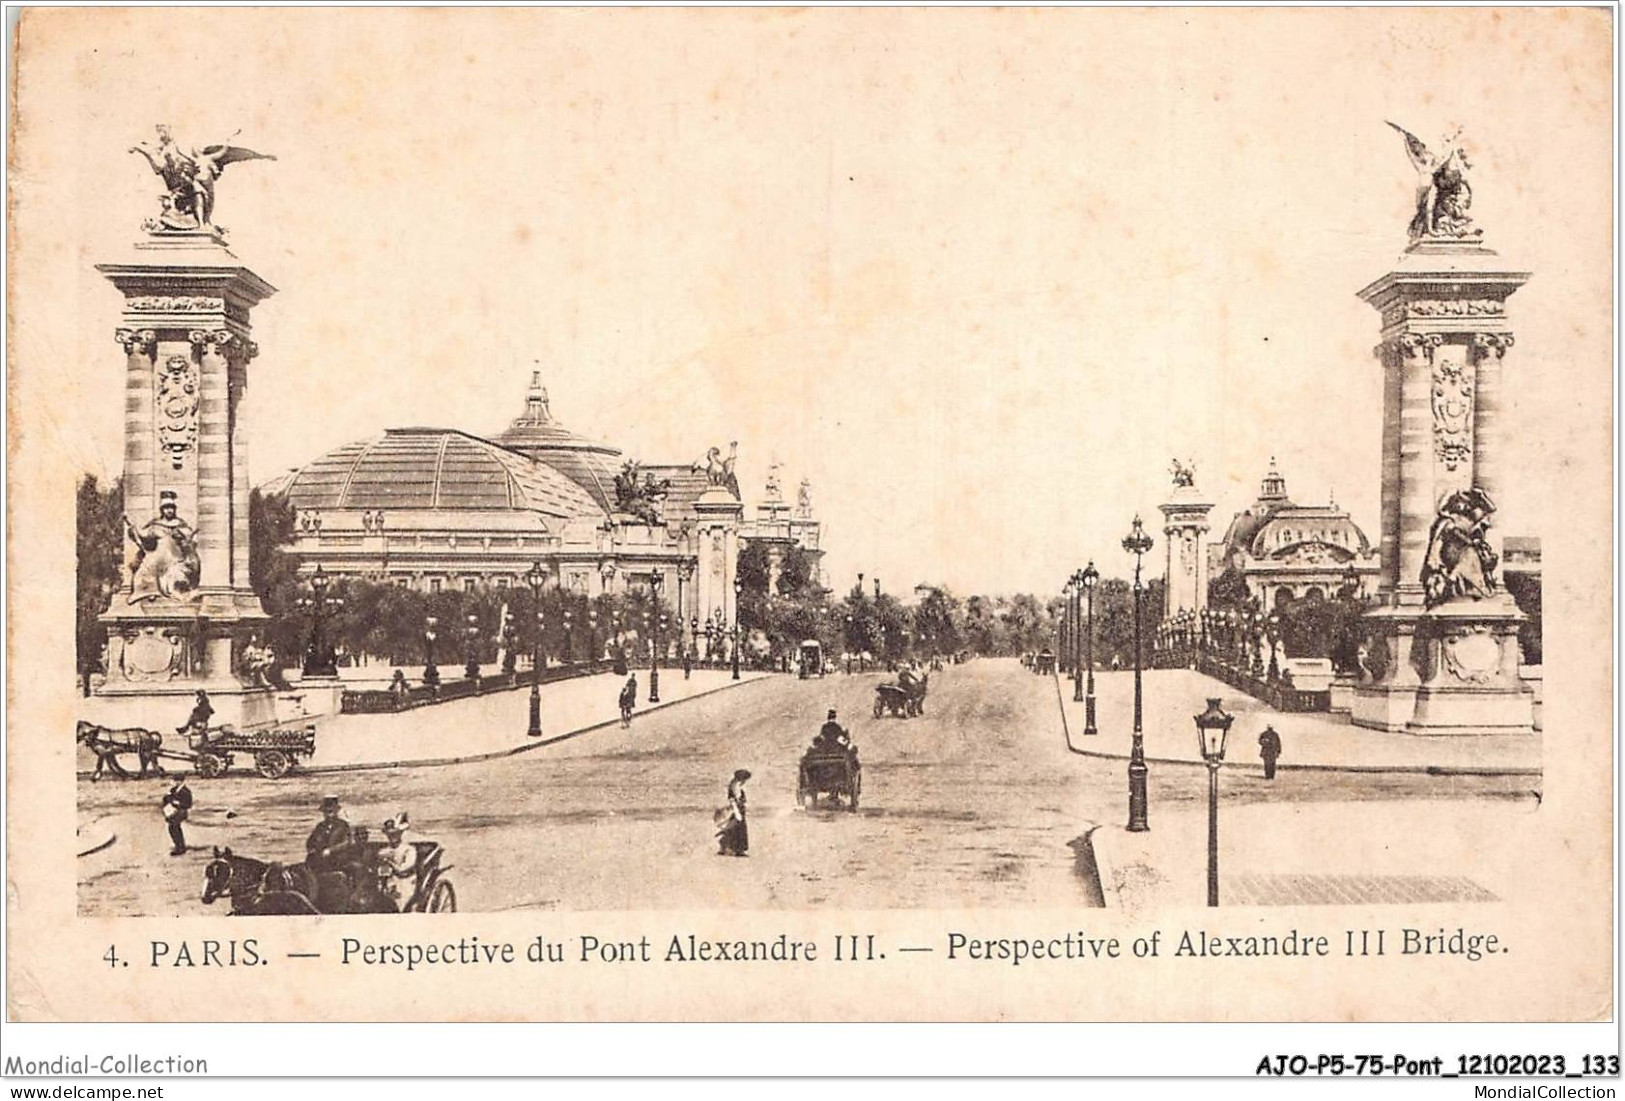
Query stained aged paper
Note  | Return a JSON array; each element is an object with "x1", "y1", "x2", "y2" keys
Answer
[{"x1": 6, "y1": 7, "x2": 1613, "y2": 1024}]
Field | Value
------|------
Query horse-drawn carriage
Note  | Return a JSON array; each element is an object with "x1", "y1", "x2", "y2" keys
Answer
[
  {"x1": 873, "y1": 672, "x2": 929, "y2": 718},
  {"x1": 203, "y1": 840, "x2": 457, "y2": 915},
  {"x1": 798, "y1": 746, "x2": 861, "y2": 810},
  {"x1": 76, "y1": 720, "x2": 316, "y2": 780},
  {"x1": 1032, "y1": 649, "x2": 1056, "y2": 675}
]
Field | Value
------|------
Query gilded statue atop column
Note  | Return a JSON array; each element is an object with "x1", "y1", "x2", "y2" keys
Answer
[
  {"x1": 128, "y1": 124, "x2": 275, "y2": 234},
  {"x1": 1387, "y1": 122, "x2": 1480, "y2": 242}
]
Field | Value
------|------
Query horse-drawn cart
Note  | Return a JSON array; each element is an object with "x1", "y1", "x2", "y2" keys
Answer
[
  {"x1": 188, "y1": 725, "x2": 316, "y2": 779},
  {"x1": 798, "y1": 747, "x2": 861, "y2": 810},
  {"x1": 76, "y1": 720, "x2": 316, "y2": 780}
]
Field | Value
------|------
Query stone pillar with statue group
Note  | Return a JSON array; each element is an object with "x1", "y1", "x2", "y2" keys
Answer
[
  {"x1": 1350, "y1": 123, "x2": 1533, "y2": 735},
  {"x1": 89, "y1": 126, "x2": 280, "y2": 731}
]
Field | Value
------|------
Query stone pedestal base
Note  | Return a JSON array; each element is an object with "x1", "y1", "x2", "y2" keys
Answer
[
  {"x1": 1328, "y1": 676, "x2": 1358, "y2": 714},
  {"x1": 288, "y1": 675, "x2": 345, "y2": 720},
  {"x1": 95, "y1": 594, "x2": 272, "y2": 728},
  {"x1": 1352, "y1": 598, "x2": 1532, "y2": 736},
  {"x1": 82, "y1": 682, "x2": 278, "y2": 733}
]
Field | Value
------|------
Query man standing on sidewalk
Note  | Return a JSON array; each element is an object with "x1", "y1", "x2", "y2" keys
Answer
[
  {"x1": 1258, "y1": 725, "x2": 1282, "y2": 780},
  {"x1": 160, "y1": 778, "x2": 193, "y2": 856}
]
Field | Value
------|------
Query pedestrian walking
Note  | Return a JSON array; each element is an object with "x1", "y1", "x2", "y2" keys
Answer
[
  {"x1": 715, "y1": 769, "x2": 751, "y2": 856},
  {"x1": 682, "y1": 648, "x2": 692, "y2": 680},
  {"x1": 160, "y1": 778, "x2": 193, "y2": 856},
  {"x1": 1258, "y1": 725, "x2": 1282, "y2": 780},
  {"x1": 619, "y1": 674, "x2": 638, "y2": 728}
]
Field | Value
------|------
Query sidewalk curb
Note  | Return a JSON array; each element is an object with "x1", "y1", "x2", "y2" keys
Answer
[
  {"x1": 1084, "y1": 824, "x2": 1119, "y2": 910},
  {"x1": 300, "y1": 673, "x2": 770, "y2": 775},
  {"x1": 1053, "y1": 671, "x2": 1542, "y2": 779},
  {"x1": 73, "y1": 675, "x2": 772, "y2": 779}
]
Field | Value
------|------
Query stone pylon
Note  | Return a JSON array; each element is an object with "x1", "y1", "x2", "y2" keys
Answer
[
  {"x1": 93, "y1": 229, "x2": 278, "y2": 729},
  {"x1": 1351, "y1": 236, "x2": 1532, "y2": 734},
  {"x1": 1159, "y1": 466, "x2": 1213, "y2": 619}
]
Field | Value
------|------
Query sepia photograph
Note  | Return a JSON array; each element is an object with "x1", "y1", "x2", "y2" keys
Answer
[{"x1": 4, "y1": 3, "x2": 1616, "y2": 1057}]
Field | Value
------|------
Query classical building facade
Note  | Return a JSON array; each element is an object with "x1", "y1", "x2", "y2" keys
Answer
[
  {"x1": 739, "y1": 463, "x2": 825, "y2": 593},
  {"x1": 1206, "y1": 460, "x2": 1381, "y2": 609},
  {"x1": 261, "y1": 374, "x2": 823, "y2": 639}
]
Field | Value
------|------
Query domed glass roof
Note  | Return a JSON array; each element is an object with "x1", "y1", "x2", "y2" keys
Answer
[
  {"x1": 278, "y1": 428, "x2": 606, "y2": 518},
  {"x1": 492, "y1": 372, "x2": 623, "y2": 511}
]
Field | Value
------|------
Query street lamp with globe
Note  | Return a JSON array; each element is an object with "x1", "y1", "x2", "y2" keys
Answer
[
  {"x1": 1080, "y1": 560, "x2": 1099, "y2": 736},
  {"x1": 525, "y1": 561, "x2": 546, "y2": 737},
  {"x1": 1194, "y1": 697, "x2": 1235, "y2": 906},
  {"x1": 464, "y1": 612, "x2": 481, "y2": 681},
  {"x1": 422, "y1": 615, "x2": 440, "y2": 691},
  {"x1": 1122, "y1": 515, "x2": 1155, "y2": 833},
  {"x1": 732, "y1": 577, "x2": 743, "y2": 680},
  {"x1": 297, "y1": 564, "x2": 344, "y2": 677}
]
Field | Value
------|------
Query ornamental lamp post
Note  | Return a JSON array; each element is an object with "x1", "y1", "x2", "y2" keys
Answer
[
  {"x1": 1059, "y1": 577, "x2": 1072, "y2": 680},
  {"x1": 648, "y1": 573, "x2": 663, "y2": 703},
  {"x1": 524, "y1": 561, "x2": 547, "y2": 736},
  {"x1": 588, "y1": 607, "x2": 599, "y2": 665},
  {"x1": 1080, "y1": 560, "x2": 1099, "y2": 736},
  {"x1": 298, "y1": 564, "x2": 343, "y2": 677},
  {"x1": 690, "y1": 615, "x2": 699, "y2": 663},
  {"x1": 1070, "y1": 570, "x2": 1088, "y2": 702},
  {"x1": 423, "y1": 614, "x2": 440, "y2": 690},
  {"x1": 1122, "y1": 515, "x2": 1155, "y2": 832},
  {"x1": 562, "y1": 607, "x2": 573, "y2": 664},
  {"x1": 464, "y1": 612, "x2": 481, "y2": 681},
  {"x1": 732, "y1": 577, "x2": 743, "y2": 680},
  {"x1": 1194, "y1": 697, "x2": 1235, "y2": 907},
  {"x1": 844, "y1": 614, "x2": 854, "y2": 674}
]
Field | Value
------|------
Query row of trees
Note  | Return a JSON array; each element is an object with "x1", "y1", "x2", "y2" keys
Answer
[{"x1": 77, "y1": 477, "x2": 1176, "y2": 678}]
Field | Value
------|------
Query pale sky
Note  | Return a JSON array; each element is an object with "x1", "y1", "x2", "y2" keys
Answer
[{"x1": 15, "y1": 7, "x2": 1612, "y2": 596}]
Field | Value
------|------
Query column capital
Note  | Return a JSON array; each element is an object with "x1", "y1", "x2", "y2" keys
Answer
[
  {"x1": 115, "y1": 328, "x2": 157, "y2": 356},
  {"x1": 1397, "y1": 331, "x2": 1444, "y2": 363},
  {"x1": 1471, "y1": 332, "x2": 1515, "y2": 362}
]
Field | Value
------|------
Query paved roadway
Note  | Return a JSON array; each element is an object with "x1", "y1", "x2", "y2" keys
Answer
[{"x1": 78, "y1": 659, "x2": 1532, "y2": 916}]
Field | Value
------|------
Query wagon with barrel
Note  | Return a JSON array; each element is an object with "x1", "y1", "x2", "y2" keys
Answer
[
  {"x1": 189, "y1": 724, "x2": 316, "y2": 779},
  {"x1": 76, "y1": 720, "x2": 316, "y2": 780}
]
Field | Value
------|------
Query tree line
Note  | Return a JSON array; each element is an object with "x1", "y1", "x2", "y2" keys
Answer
[{"x1": 77, "y1": 476, "x2": 1172, "y2": 679}]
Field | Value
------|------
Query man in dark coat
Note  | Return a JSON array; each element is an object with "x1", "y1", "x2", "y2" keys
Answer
[
  {"x1": 813, "y1": 709, "x2": 851, "y2": 753},
  {"x1": 160, "y1": 778, "x2": 193, "y2": 855},
  {"x1": 177, "y1": 690, "x2": 213, "y2": 738},
  {"x1": 306, "y1": 795, "x2": 353, "y2": 872},
  {"x1": 1258, "y1": 725, "x2": 1283, "y2": 780}
]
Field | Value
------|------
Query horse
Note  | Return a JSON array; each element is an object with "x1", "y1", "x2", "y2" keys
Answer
[
  {"x1": 202, "y1": 846, "x2": 393, "y2": 915},
  {"x1": 77, "y1": 720, "x2": 166, "y2": 780},
  {"x1": 202, "y1": 848, "x2": 336, "y2": 915}
]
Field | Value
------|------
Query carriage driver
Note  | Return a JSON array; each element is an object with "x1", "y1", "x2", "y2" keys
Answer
[
  {"x1": 305, "y1": 795, "x2": 353, "y2": 873},
  {"x1": 812, "y1": 709, "x2": 851, "y2": 753},
  {"x1": 377, "y1": 814, "x2": 416, "y2": 910}
]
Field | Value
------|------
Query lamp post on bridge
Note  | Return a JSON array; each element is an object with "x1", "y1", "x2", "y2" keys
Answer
[
  {"x1": 649, "y1": 572, "x2": 663, "y2": 703},
  {"x1": 731, "y1": 577, "x2": 742, "y2": 681},
  {"x1": 525, "y1": 561, "x2": 546, "y2": 737},
  {"x1": 1123, "y1": 515, "x2": 1155, "y2": 832},
  {"x1": 1081, "y1": 560, "x2": 1099, "y2": 735},
  {"x1": 422, "y1": 614, "x2": 439, "y2": 691},
  {"x1": 1194, "y1": 698, "x2": 1234, "y2": 907}
]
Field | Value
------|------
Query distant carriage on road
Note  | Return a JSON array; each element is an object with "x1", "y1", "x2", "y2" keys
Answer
[
  {"x1": 873, "y1": 672, "x2": 928, "y2": 719},
  {"x1": 1033, "y1": 649, "x2": 1056, "y2": 675},
  {"x1": 202, "y1": 841, "x2": 457, "y2": 915},
  {"x1": 798, "y1": 747, "x2": 861, "y2": 811}
]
